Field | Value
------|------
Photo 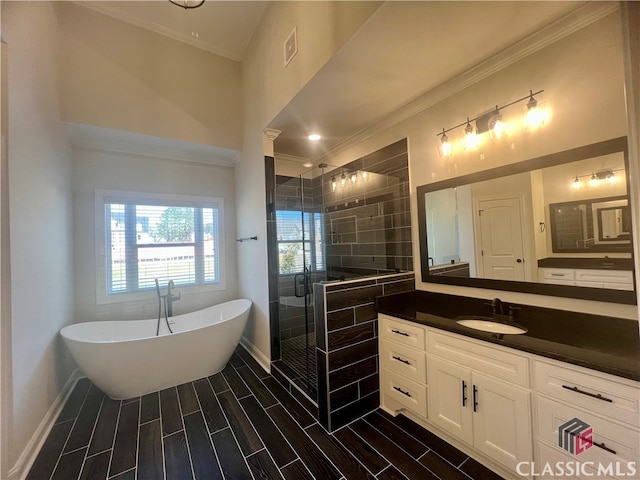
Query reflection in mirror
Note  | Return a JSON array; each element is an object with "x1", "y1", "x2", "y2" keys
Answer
[{"x1": 417, "y1": 137, "x2": 636, "y2": 305}]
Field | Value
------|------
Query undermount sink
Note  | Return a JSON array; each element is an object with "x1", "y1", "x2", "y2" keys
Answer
[{"x1": 455, "y1": 315, "x2": 528, "y2": 335}]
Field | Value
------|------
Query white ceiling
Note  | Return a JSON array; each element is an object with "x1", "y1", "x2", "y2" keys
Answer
[
  {"x1": 79, "y1": 1, "x2": 590, "y2": 164},
  {"x1": 80, "y1": 0, "x2": 267, "y2": 61}
]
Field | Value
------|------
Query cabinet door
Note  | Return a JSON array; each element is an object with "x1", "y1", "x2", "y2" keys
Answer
[
  {"x1": 472, "y1": 372, "x2": 533, "y2": 471},
  {"x1": 428, "y1": 356, "x2": 473, "y2": 445}
]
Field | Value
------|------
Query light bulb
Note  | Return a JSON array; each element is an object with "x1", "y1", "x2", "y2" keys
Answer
[
  {"x1": 340, "y1": 173, "x2": 346, "y2": 187},
  {"x1": 350, "y1": 172, "x2": 357, "y2": 184},
  {"x1": 606, "y1": 171, "x2": 616, "y2": 184},
  {"x1": 572, "y1": 176, "x2": 581, "y2": 189},
  {"x1": 525, "y1": 91, "x2": 545, "y2": 129},
  {"x1": 440, "y1": 129, "x2": 452, "y2": 157},
  {"x1": 360, "y1": 171, "x2": 368, "y2": 181},
  {"x1": 464, "y1": 119, "x2": 479, "y2": 149},
  {"x1": 308, "y1": 133, "x2": 321, "y2": 141},
  {"x1": 590, "y1": 173, "x2": 599, "y2": 187},
  {"x1": 331, "y1": 175, "x2": 337, "y2": 192}
]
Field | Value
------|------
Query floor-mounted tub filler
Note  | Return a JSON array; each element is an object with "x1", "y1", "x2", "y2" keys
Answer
[{"x1": 61, "y1": 299, "x2": 252, "y2": 399}]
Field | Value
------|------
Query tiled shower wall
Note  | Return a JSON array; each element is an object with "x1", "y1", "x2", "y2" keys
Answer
[
  {"x1": 314, "y1": 273, "x2": 415, "y2": 432},
  {"x1": 324, "y1": 139, "x2": 412, "y2": 279}
]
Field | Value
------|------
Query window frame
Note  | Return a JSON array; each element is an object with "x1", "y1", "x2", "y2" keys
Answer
[
  {"x1": 95, "y1": 189, "x2": 226, "y2": 305},
  {"x1": 276, "y1": 209, "x2": 324, "y2": 276}
]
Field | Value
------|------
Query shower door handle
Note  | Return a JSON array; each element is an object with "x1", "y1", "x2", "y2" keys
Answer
[{"x1": 294, "y1": 273, "x2": 305, "y2": 297}]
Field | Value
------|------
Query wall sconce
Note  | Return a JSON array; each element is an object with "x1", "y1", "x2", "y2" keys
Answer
[
  {"x1": 570, "y1": 169, "x2": 622, "y2": 189},
  {"x1": 437, "y1": 89, "x2": 544, "y2": 157}
]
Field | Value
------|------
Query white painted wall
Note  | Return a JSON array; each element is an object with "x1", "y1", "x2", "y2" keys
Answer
[
  {"x1": 2, "y1": 2, "x2": 76, "y2": 469},
  {"x1": 236, "y1": 1, "x2": 381, "y2": 363},
  {"x1": 56, "y1": 2, "x2": 242, "y2": 151},
  {"x1": 72, "y1": 147, "x2": 238, "y2": 323},
  {"x1": 324, "y1": 12, "x2": 638, "y2": 319}
]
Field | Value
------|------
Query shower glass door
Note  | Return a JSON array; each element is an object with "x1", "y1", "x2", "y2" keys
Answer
[{"x1": 275, "y1": 167, "x2": 325, "y2": 398}]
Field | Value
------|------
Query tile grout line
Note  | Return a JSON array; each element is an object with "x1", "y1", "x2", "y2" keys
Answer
[
  {"x1": 191, "y1": 380, "x2": 226, "y2": 478},
  {"x1": 74, "y1": 393, "x2": 106, "y2": 478},
  {"x1": 173, "y1": 386, "x2": 197, "y2": 480},
  {"x1": 105, "y1": 400, "x2": 124, "y2": 480},
  {"x1": 156, "y1": 391, "x2": 168, "y2": 480}
]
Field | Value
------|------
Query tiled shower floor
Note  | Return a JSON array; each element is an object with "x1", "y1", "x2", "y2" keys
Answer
[
  {"x1": 280, "y1": 333, "x2": 317, "y2": 391},
  {"x1": 27, "y1": 345, "x2": 504, "y2": 480}
]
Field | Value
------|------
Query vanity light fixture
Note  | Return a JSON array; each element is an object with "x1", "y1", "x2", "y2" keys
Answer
[
  {"x1": 169, "y1": 0, "x2": 205, "y2": 9},
  {"x1": 572, "y1": 176, "x2": 582, "y2": 189},
  {"x1": 436, "y1": 89, "x2": 544, "y2": 156},
  {"x1": 589, "y1": 173, "x2": 599, "y2": 187},
  {"x1": 570, "y1": 169, "x2": 622, "y2": 189}
]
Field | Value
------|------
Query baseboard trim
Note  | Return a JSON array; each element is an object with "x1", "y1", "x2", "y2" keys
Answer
[
  {"x1": 239, "y1": 336, "x2": 271, "y2": 374},
  {"x1": 8, "y1": 370, "x2": 83, "y2": 480}
]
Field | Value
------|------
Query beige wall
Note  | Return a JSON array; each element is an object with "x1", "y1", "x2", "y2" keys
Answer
[
  {"x1": 72, "y1": 147, "x2": 239, "y2": 324},
  {"x1": 57, "y1": 2, "x2": 242, "y2": 151},
  {"x1": 2, "y1": 2, "x2": 76, "y2": 471},
  {"x1": 325, "y1": 12, "x2": 637, "y2": 319},
  {"x1": 236, "y1": 1, "x2": 381, "y2": 364}
]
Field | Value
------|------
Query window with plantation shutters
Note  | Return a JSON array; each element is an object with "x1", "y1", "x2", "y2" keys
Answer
[{"x1": 96, "y1": 191, "x2": 225, "y2": 303}]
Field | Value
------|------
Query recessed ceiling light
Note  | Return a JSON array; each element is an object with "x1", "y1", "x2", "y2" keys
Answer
[{"x1": 308, "y1": 134, "x2": 321, "y2": 141}]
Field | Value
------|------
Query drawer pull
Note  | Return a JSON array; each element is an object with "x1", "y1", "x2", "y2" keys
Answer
[
  {"x1": 473, "y1": 385, "x2": 478, "y2": 412},
  {"x1": 393, "y1": 386, "x2": 412, "y2": 397},
  {"x1": 550, "y1": 273, "x2": 566, "y2": 277},
  {"x1": 562, "y1": 385, "x2": 613, "y2": 403},
  {"x1": 392, "y1": 355, "x2": 411, "y2": 365},
  {"x1": 462, "y1": 380, "x2": 467, "y2": 407},
  {"x1": 391, "y1": 329, "x2": 410, "y2": 337},
  {"x1": 593, "y1": 441, "x2": 617, "y2": 455}
]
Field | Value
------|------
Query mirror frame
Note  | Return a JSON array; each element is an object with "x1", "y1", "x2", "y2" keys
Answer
[{"x1": 417, "y1": 136, "x2": 636, "y2": 305}]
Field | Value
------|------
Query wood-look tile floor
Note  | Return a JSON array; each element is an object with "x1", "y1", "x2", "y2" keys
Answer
[{"x1": 27, "y1": 345, "x2": 505, "y2": 480}]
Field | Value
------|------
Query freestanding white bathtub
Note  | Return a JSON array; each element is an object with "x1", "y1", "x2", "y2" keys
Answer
[{"x1": 61, "y1": 299, "x2": 252, "y2": 399}]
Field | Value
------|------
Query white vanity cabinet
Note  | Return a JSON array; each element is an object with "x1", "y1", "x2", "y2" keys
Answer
[
  {"x1": 427, "y1": 331, "x2": 533, "y2": 473},
  {"x1": 538, "y1": 267, "x2": 633, "y2": 290},
  {"x1": 533, "y1": 359, "x2": 640, "y2": 479},
  {"x1": 379, "y1": 314, "x2": 534, "y2": 478}
]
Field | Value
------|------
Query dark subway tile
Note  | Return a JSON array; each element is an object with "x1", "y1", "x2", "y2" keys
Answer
[
  {"x1": 193, "y1": 379, "x2": 228, "y2": 433},
  {"x1": 109, "y1": 400, "x2": 140, "y2": 477},
  {"x1": 460, "y1": 456, "x2": 506, "y2": 480},
  {"x1": 177, "y1": 382, "x2": 200, "y2": 415},
  {"x1": 326, "y1": 285, "x2": 384, "y2": 311},
  {"x1": 329, "y1": 356, "x2": 378, "y2": 391},
  {"x1": 266, "y1": 405, "x2": 341, "y2": 480},
  {"x1": 211, "y1": 427, "x2": 252, "y2": 480},
  {"x1": 333, "y1": 424, "x2": 389, "y2": 475},
  {"x1": 240, "y1": 396, "x2": 296, "y2": 467},
  {"x1": 164, "y1": 431, "x2": 194, "y2": 480},
  {"x1": 229, "y1": 351, "x2": 246, "y2": 368},
  {"x1": 55, "y1": 378, "x2": 90, "y2": 424},
  {"x1": 221, "y1": 363, "x2": 251, "y2": 398},
  {"x1": 109, "y1": 468, "x2": 136, "y2": 480},
  {"x1": 364, "y1": 411, "x2": 427, "y2": 458},
  {"x1": 354, "y1": 304, "x2": 377, "y2": 324},
  {"x1": 359, "y1": 373, "x2": 379, "y2": 397},
  {"x1": 329, "y1": 382, "x2": 359, "y2": 412},
  {"x1": 79, "y1": 451, "x2": 110, "y2": 480},
  {"x1": 328, "y1": 338, "x2": 377, "y2": 371},
  {"x1": 383, "y1": 279, "x2": 415, "y2": 295},
  {"x1": 208, "y1": 372, "x2": 230, "y2": 394},
  {"x1": 217, "y1": 390, "x2": 263, "y2": 456},
  {"x1": 305, "y1": 424, "x2": 376, "y2": 480},
  {"x1": 377, "y1": 465, "x2": 409, "y2": 480},
  {"x1": 64, "y1": 384, "x2": 104, "y2": 452},
  {"x1": 246, "y1": 449, "x2": 285, "y2": 480},
  {"x1": 87, "y1": 396, "x2": 120, "y2": 456},
  {"x1": 140, "y1": 391, "x2": 160, "y2": 424},
  {"x1": 327, "y1": 322, "x2": 375, "y2": 351},
  {"x1": 419, "y1": 450, "x2": 474, "y2": 480},
  {"x1": 325, "y1": 278, "x2": 376, "y2": 292},
  {"x1": 183, "y1": 412, "x2": 223, "y2": 480},
  {"x1": 330, "y1": 392, "x2": 379, "y2": 431},
  {"x1": 137, "y1": 419, "x2": 163, "y2": 480},
  {"x1": 262, "y1": 376, "x2": 316, "y2": 429},
  {"x1": 236, "y1": 366, "x2": 277, "y2": 408},
  {"x1": 326, "y1": 308, "x2": 354, "y2": 332},
  {"x1": 235, "y1": 347, "x2": 270, "y2": 379},
  {"x1": 281, "y1": 460, "x2": 314, "y2": 480},
  {"x1": 51, "y1": 447, "x2": 86, "y2": 480},
  {"x1": 160, "y1": 387, "x2": 183, "y2": 436}
]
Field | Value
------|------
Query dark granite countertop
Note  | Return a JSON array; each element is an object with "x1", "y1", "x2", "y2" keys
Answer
[
  {"x1": 537, "y1": 257, "x2": 634, "y2": 271},
  {"x1": 376, "y1": 290, "x2": 640, "y2": 382}
]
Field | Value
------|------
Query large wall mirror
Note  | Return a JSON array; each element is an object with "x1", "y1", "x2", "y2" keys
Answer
[{"x1": 417, "y1": 137, "x2": 636, "y2": 304}]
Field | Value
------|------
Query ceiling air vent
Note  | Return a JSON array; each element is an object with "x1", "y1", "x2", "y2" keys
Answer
[{"x1": 284, "y1": 27, "x2": 298, "y2": 67}]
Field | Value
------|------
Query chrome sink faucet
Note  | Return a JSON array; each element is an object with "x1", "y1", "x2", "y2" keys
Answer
[{"x1": 166, "y1": 280, "x2": 181, "y2": 317}]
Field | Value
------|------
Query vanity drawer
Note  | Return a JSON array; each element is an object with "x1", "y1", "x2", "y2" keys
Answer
[
  {"x1": 379, "y1": 314, "x2": 426, "y2": 350},
  {"x1": 574, "y1": 269, "x2": 633, "y2": 285},
  {"x1": 380, "y1": 339, "x2": 427, "y2": 384},
  {"x1": 536, "y1": 396, "x2": 640, "y2": 468},
  {"x1": 539, "y1": 268, "x2": 575, "y2": 281},
  {"x1": 427, "y1": 330, "x2": 530, "y2": 387},
  {"x1": 536, "y1": 442, "x2": 621, "y2": 480},
  {"x1": 534, "y1": 361, "x2": 640, "y2": 427},
  {"x1": 381, "y1": 368, "x2": 427, "y2": 417}
]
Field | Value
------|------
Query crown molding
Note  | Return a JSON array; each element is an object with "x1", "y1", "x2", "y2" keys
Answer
[
  {"x1": 315, "y1": 2, "x2": 619, "y2": 165},
  {"x1": 275, "y1": 152, "x2": 310, "y2": 166},
  {"x1": 65, "y1": 123, "x2": 239, "y2": 167}
]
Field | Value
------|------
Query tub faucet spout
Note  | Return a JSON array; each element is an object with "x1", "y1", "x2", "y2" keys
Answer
[{"x1": 167, "y1": 280, "x2": 181, "y2": 317}]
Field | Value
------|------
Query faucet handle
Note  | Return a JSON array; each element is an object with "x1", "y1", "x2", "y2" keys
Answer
[{"x1": 507, "y1": 305, "x2": 521, "y2": 318}]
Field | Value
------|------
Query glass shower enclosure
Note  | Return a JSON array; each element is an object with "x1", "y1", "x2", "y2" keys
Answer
[{"x1": 273, "y1": 166, "x2": 325, "y2": 398}]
